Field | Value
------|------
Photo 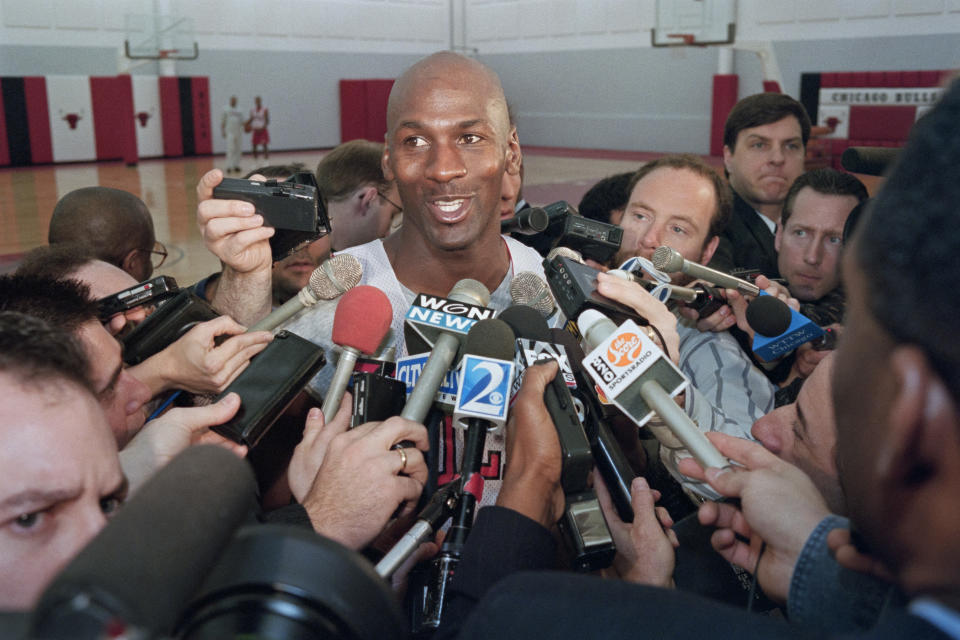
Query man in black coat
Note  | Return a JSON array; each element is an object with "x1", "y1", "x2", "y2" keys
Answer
[{"x1": 709, "y1": 93, "x2": 812, "y2": 279}]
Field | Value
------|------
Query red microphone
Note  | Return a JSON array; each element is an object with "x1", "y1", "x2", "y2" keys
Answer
[{"x1": 321, "y1": 286, "x2": 393, "y2": 420}]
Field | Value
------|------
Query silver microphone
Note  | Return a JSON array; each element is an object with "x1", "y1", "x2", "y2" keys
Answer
[
  {"x1": 651, "y1": 246, "x2": 759, "y2": 296},
  {"x1": 248, "y1": 254, "x2": 363, "y2": 332}
]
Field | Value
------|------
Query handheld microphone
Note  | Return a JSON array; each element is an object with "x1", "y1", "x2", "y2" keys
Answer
[
  {"x1": 374, "y1": 480, "x2": 461, "y2": 579},
  {"x1": 401, "y1": 279, "x2": 491, "y2": 424},
  {"x1": 31, "y1": 446, "x2": 256, "y2": 638},
  {"x1": 606, "y1": 269, "x2": 700, "y2": 304},
  {"x1": 745, "y1": 294, "x2": 825, "y2": 361},
  {"x1": 500, "y1": 206, "x2": 551, "y2": 235},
  {"x1": 545, "y1": 245, "x2": 583, "y2": 263},
  {"x1": 321, "y1": 286, "x2": 393, "y2": 420},
  {"x1": 509, "y1": 271, "x2": 556, "y2": 318},
  {"x1": 550, "y1": 328, "x2": 636, "y2": 523},
  {"x1": 578, "y1": 309, "x2": 729, "y2": 471},
  {"x1": 651, "y1": 246, "x2": 760, "y2": 296},
  {"x1": 421, "y1": 320, "x2": 515, "y2": 628},
  {"x1": 249, "y1": 253, "x2": 363, "y2": 332}
]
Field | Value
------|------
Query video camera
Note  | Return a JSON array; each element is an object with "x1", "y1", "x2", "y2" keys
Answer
[
  {"x1": 213, "y1": 172, "x2": 331, "y2": 262},
  {"x1": 501, "y1": 200, "x2": 623, "y2": 264}
]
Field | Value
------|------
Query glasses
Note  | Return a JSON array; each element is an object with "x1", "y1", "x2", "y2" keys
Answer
[
  {"x1": 142, "y1": 241, "x2": 168, "y2": 269},
  {"x1": 378, "y1": 192, "x2": 403, "y2": 214}
]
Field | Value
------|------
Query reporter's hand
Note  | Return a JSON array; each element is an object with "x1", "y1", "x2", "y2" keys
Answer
[
  {"x1": 196, "y1": 168, "x2": 274, "y2": 274},
  {"x1": 680, "y1": 300, "x2": 736, "y2": 333},
  {"x1": 120, "y1": 392, "x2": 247, "y2": 494},
  {"x1": 301, "y1": 415, "x2": 429, "y2": 550},
  {"x1": 827, "y1": 528, "x2": 894, "y2": 583},
  {"x1": 595, "y1": 474, "x2": 678, "y2": 587},
  {"x1": 135, "y1": 316, "x2": 272, "y2": 395},
  {"x1": 725, "y1": 275, "x2": 801, "y2": 344},
  {"x1": 678, "y1": 432, "x2": 831, "y2": 603},
  {"x1": 287, "y1": 395, "x2": 352, "y2": 503},
  {"x1": 497, "y1": 359, "x2": 564, "y2": 528},
  {"x1": 596, "y1": 271, "x2": 679, "y2": 362}
]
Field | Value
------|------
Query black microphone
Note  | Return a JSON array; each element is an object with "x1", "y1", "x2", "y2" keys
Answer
[
  {"x1": 497, "y1": 307, "x2": 616, "y2": 569},
  {"x1": 841, "y1": 146, "x2": 900, "y2": 176},
  {"x1": 420, "y1": 319, "x2": 516, "y2": 629},
  {"x1": 500, "y1": 206, "x2": 551, "y2": 235},
  {"x1": 745, "y1": 294, "x2": 826, "y2": 361},
  {"x1": 31, "y1": 446, "x2": 257, "y2": 638},
  {"x1": 374, "y1": 480, "x2": 461, "y2": 579},
  {"x1": 550, "y1": 328, "x2": 636, "y2": 523}
]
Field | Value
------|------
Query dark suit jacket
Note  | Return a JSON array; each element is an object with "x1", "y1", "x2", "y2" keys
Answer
[
  {"x1": 709, "y1": 189, "x2": 781, "y2": 278},
  {"x1": 454, "y1": 572, "x2": 951, "y2": 640}
]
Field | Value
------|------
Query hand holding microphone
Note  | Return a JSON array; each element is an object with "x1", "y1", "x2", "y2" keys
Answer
[
  {"x1": 578, "y1": 309, "x2": 729, "y2": 472},
  {"x1": 249, "y1": 253, "x2": 363, "y2": 332},
  {"x1": 320, "y1": 286, "x2": 393, "y2": 420}
]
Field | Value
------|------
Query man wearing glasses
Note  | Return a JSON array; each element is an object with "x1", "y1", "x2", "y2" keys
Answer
[
  {"x1": 315, "y1": 139, "x2": 403, "y2": 252},
  {"x1": 48, "y1": 186, "x2": 167, "y2": 282}
]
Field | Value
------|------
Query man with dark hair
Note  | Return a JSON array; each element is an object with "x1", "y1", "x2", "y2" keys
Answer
[
  {"x1": 710, "y1": 93, "x2": 812, "y2": 279},
  {"x1": 0, "y1": 274, "x2": 151, "y2": 446},
  {"x1": 577, "y1": 171, "x2": 634, "y2": 223},
  {"x1": 0, "y1": 311, "x2": 126, "y2": 610},
  {"x1": 48, "y1": 186, "x2": 164, "y2": 282},
  {"x1": 316, "y1": 139, "x2": 402, "y2": 252},
  {"x1": 776, "y1": 167, "x2": 867, "y2": 315}
]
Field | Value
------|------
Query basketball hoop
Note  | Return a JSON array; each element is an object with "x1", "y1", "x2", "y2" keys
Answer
[{"x1": 667, "y1": 33, "x2": 707, "y2": 47}]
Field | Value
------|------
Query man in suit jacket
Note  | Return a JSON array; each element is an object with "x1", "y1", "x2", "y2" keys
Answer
[{"x1": 709, "y1": 93, "x2": 812, "y2": 279}]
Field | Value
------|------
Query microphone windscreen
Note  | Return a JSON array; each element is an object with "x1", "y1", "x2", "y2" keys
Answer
[
  {"x1": 32, "y1": 446, "x2": 256, "y2": 637},
  {"x1": 498, "y1": 304, "x2": 550, "y2": 341},
  {"x1": 545, "y1": 246, "x2": 583, "y2": 263},
  {"x1": 462, "y1": 318, "x2": 516, "y2": 361},
  {"x1": 651, "y1": 245, "x2": 684, "y2": 273},
  {"x1": 746, "y1": 295, "x2": 793, "y2": 337},
  {"x1": 509, "y1": 271, "x2": 556, "y2": 317},
  {"x1": 449, "y1": 278, "x2": 491, "y2": 307},
  {"x1": 332, "y1": 285, "x2": 392, "y2": 353},
  {"x1": 308, "y1": 254, "x2": 363, "y2": 300}
]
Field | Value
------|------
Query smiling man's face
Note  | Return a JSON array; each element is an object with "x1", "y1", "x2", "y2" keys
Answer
[{"x1": 382, "y1": 55, "x2": 520, "y2": 253}]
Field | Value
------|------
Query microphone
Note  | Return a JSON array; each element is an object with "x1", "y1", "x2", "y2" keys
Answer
[
  {"x1": 509, "y1": 271, "x2": 556, "y2": 318},
  {"x1": 500, "y1": 206, "x2": 551, "y2": 235},
  {"x1": 321, "y1": 285, "x2": 393, "y2": 420},
  {"x1": 401, "y1": 279, "x2": 491, "y2": 424},
  {"x1": 841, "y1": 146, "x2": 900, "y2": 176},
  {"x1": 605, "y1": 269, "x2": 700, "y2": 304},
  {"x1": 651, "y1": 246, "x2": 760, "y2": 296},
  {"x1": 745, "y1": 294, "x2": 825, "y2": 361},
  {"x1": 374, "y1": 480, "x2": 461, "y2": 579},
  {"x1": 249, "y1": 253, "x2": 363, "y2": 332},
  {"x1": 31, "y1": 446, "x2": 256, "y2": 638},
  {"x1": 421, "y1": 319, "x2": 515, "y2": 628},
  {"x1": 550, "y1": 328, "x2": 636, "y2": 523},
  {"x1": 545, "y1": 245, "x2": 583, "y2": 263},
  {"x1": 577, "y1": 309, "x2": 729, "y2": 471}
]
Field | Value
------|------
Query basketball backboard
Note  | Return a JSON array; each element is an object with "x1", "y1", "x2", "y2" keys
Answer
[
  {"x1": 652, "y1": 0, "x2": 737, "y2": 47},
  {"x1": 124, "y1": 13, "x2": 198, "y2": 61}
]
